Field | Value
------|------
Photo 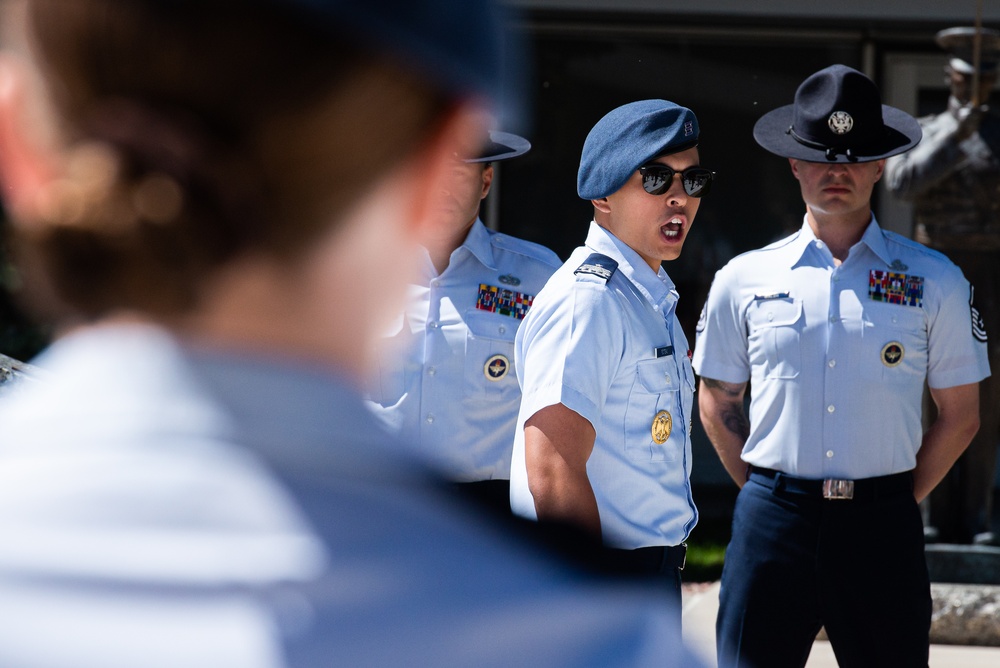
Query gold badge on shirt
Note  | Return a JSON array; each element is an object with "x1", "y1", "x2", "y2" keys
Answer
[{"x1": 652, "y1": 410, "x2": 673, "y2": 444}]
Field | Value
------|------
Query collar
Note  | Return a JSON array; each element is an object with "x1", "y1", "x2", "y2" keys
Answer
[
  {"x1": 418, "y1": 218, "x2": 495, "y2": 279},
  {"x1": 791, "y1": 214, "x2": 890, "y2": 266},
  {"x1": 584, "y1": 221, "x2": 677, "y2": 310},
  {"x1": 461, "y1": 218, "x2": 497, "y2": 270}
]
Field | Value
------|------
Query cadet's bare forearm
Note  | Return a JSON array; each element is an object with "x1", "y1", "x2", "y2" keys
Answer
[{"x1": 698, "y1": 377, "x2": 750, "y2": 487}]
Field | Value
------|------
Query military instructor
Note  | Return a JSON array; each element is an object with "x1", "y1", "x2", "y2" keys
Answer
[{"x1": 696, "y1": 65, "x2": 989, "y2": 667}]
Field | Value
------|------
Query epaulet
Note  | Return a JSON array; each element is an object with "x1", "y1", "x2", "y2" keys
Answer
[{"x1": 574, "y1": 253, "x2": 618, "y2": 283}]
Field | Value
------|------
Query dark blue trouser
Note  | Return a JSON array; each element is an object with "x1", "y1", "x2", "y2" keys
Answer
[{"x1": 716, "y1": 470, "x2": 931, "y2": 668}]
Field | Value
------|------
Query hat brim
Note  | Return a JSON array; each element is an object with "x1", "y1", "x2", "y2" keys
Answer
[
  {"x1": 753, "y1": 104, "x2": 922, "y2": 163},
  {"x1": 465, "y1": 131, "x2": 531, "y2": 163}
]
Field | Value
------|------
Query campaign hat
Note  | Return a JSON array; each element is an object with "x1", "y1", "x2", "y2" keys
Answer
[
  {"x1": 465, "y1": 131, "x2": 531, "y2": 163},
  {"x1": 936, "y1": 27, "x2": 1000, "y2": 75},
  {"x1": 753, "y1": 64, "x2": 921, "y2": 163}
]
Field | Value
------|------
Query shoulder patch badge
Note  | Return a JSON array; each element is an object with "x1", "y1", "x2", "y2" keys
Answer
[
  {"x1": 869, "y1": 269, "x2": 924, "y2": 307},
  {"x1": 574, "y1": 253, "x2": 618, "y2": 283}
]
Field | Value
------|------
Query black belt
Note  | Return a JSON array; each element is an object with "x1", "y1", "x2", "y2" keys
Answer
[
  {"x1": 749, "y1": 467, "x2": 913, "y2": 502},
  {"x1": 600, "y1": 544, "x2": 687, "y2": 575}
]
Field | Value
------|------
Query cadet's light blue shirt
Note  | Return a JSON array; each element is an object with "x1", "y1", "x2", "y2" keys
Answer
[
  {"x1": 693, "y1": 216, "x2": 991, "y2": 480},
  {"x1": 367, "y1": 219, "x2": 561, "y2": 481},
  {"x1": 510, "y1": 222, "x2": 698, "y2": 549}
]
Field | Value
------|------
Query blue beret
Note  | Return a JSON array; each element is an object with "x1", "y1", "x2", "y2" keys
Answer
[{"x1": 577, "y1": 100, "x2": 700, "y2": 200}]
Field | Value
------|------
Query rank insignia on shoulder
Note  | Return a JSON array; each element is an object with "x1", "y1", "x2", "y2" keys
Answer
[
  {"x1": 574, "y1": 253, "x2": 618, "y2": 283},
  {"x1": 869, "y1": 269, "x2": 924, "y2": 308},
  {"x1": 881, "y1": 341, "x2": 904, "y2": 367},
  {"x1": 476, "y1": 284, "x2": 534, "y2": 319},
  {"x1": 484, "y1": 354, "x2": 509, "y2": 381},
  {"x1": 972, "y1": 285, "x2": 988, "y2": 343}
]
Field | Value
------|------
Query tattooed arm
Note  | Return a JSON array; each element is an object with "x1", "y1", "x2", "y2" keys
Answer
[{"x1": 698, "y1": 377, "x2": 750, "y2": 488}]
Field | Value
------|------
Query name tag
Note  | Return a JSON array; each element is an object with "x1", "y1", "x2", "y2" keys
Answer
[
  {"x1": 754, "y1": 292, "x2": 790, "y2": 301},
  {"x1": 655, "y1": 346, "x2": 674, "y2": 358}
]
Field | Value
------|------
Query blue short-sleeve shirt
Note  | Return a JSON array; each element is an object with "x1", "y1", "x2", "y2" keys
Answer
[
  {"x1": 366, "y1": 219, "x2": 561, "y2": 481},
  {"x1": 510, "y1": 222, "x2": 698, "y2": 549},
  {"x1": 693, "y1": 216, "x2": 991, "y2": 479}
]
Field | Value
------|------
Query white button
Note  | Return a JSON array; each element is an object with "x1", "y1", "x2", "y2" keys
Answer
[
  {"x1": 653, "y1": 304, "x2": 660, "y2": 311},
  {"x1": 429, "y1": 321, "x2": 438, "y2": 329},
  {"x1": 499, "y1": 326, "x2": 506, "y2": 335},
  {"x1": 827, "y1": 405, "x2": 835, "y2": 413},
  {"x1": 829, "y1": 315, "x2": 839, "y2": 323},
  {"x1": 816, "y1": 241, "x2": 825, "y2": 248},
  {"x1": 426, "y1": 414, "x2": 435, "y2": 424},
  {"x1": 828, "y1": 359, "x2": 836, "y2": 368},
  {"x1": 891, "y1": 316, "x2": 898, "y2": 324},
  {"x1": 826, "y1": 450, "x2": 834, "y2": 458},
  {"x1": 767, "y1": 312, "x2": 775, "y2": 321},
  {"x1": 665, "y1": 374, "x2": 672, "y2": 384},
  {"x1": 427, "y1": 367, "x2": 436, "y2": 376},
  {"x1": 430, "y1": 280, "x2": 440, "y2": 288}
]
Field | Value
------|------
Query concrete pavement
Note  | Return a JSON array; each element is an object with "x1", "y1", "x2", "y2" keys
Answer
[{"x1": 681, "y1": 582, "x2": 1000, "y2": 667}]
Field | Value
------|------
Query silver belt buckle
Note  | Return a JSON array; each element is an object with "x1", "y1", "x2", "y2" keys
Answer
[{"x1": 823, "y1": 479, "x2": 855, "y2": 500}]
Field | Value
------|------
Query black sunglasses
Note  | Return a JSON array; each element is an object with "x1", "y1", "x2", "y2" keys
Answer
[{"x1": 638, "y1": 164, "x2": 716, "y2": 198}]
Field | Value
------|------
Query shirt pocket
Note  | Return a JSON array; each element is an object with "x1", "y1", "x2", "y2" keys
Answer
[
  {"x1": 624, "y1": 357, "x2": 682, "y2": 462},
  {"x1": 860, "y1": 304, "x2": 927, "y2": 383},
  {"x1": 746, "y1": 298, "x2": 803, "y2": 379},
  {"x1": 464, "y1": 310, "x2": 519, "y2": 399}
]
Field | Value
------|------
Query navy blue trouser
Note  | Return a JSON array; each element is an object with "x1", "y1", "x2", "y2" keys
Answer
[{"x1": 717, "y1": 470, "x2": 931, "y2": 668}]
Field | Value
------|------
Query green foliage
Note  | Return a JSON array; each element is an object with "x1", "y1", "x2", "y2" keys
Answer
[{"x1": 684, "y1": 512, "x2": 731, "y2": 582}]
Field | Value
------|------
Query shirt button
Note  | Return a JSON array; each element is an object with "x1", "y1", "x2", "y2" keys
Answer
[
  {"x1": 767, "y1": 312, "x2": 775, "y2": 321},
  {"x1": 429, "y1": 321, "x2": 438, "y2": 329},
  {"x1": 499, "y1": 326, "x2": 506, "y2": 335},
  {"x1": 826, "y1": 450, "x2": 834, "y2": 458},
  {"x1": 828, "y1": 359, "x2": 836, "y2": 368},
  {"x1": 426, "y1": 414, "x2": 435, "y2": 424},
  {"x1": 427, "y1": 367, "x2": 436, "y2": 376},
  {"x1": 816, "y1": 241, "x2": 825, "y2": 249},
  {"x1": 827, "y1": 405, "x2": 836, "y2": 413},
  {"x1": 430, "y1": 279, "x2": 440, "y2": 288},
  {"x1": 829, "y1": 315, "x2": 839, "y2": 323}
]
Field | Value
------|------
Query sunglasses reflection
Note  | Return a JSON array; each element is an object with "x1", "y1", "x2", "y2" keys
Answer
[{"x1": 639, "y1": 164, "x2": 715, "y2": 197}]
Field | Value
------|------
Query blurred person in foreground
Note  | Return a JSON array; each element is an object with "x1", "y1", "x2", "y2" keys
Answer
[
  {"x1": 0, "y1": 0, "x2": 701, "y2": 666},
  {"x1": 366, "y1": 131, "x2": 561, "y2": 512}
]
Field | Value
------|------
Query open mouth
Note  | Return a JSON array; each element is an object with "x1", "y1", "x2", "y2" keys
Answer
[{"x1": 662, "y1": 216, "x2": 685, "y2": 240}]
